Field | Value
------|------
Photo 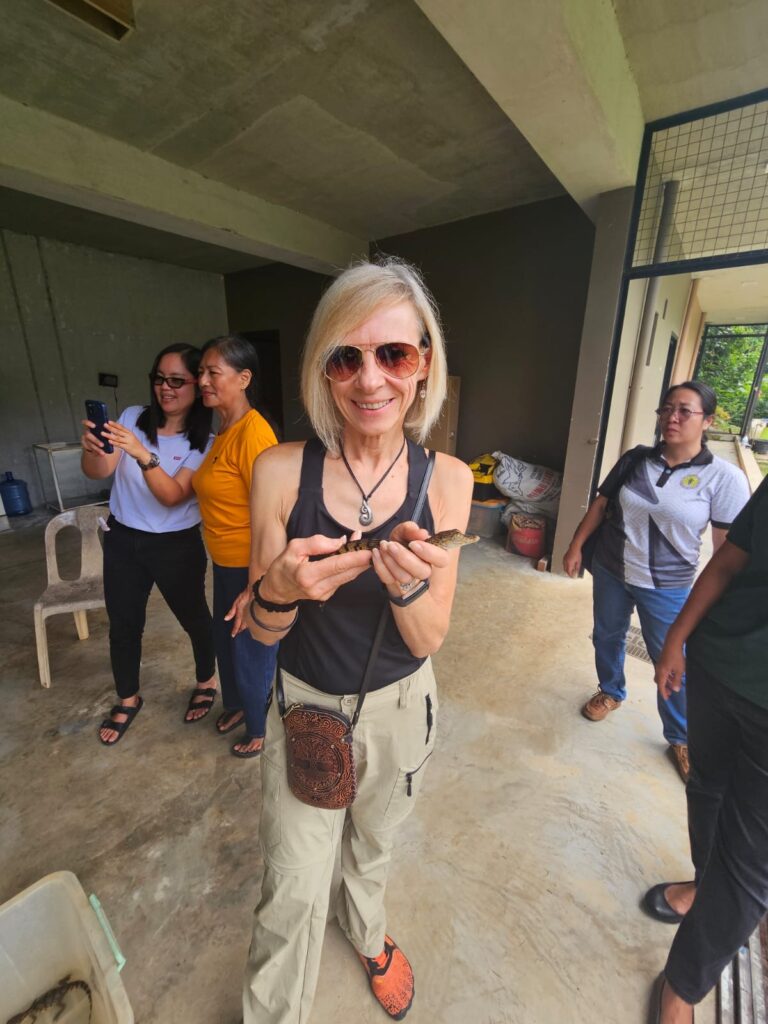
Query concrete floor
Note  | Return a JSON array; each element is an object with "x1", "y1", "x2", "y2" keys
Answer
[{"x1": 0, "y1": 518, "x2": 699, "y2": 1024}]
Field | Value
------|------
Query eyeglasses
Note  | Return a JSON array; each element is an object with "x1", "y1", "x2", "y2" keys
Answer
[
  {"x1": 149, "y1": 373, "x2": 196, "y2": 389},
  {"x1": 324, "y1": 341, "x2": 427, "y2": 382},
  {"x1": 655, "y1": 405, "x2": 705, "y2": 421}
]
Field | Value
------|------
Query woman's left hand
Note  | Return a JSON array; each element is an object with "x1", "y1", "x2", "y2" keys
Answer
[
  {"x1": 101, "y1": 421, "x2": 151, "y2": 462},
  {"x1": 371, "y1": 521, "x2": 450, "y2": 596},
  {"x1": 224, "y1": 588, "x2": 251, "y2": 638},
  {"x1": 655, "y1": 638, "x2": 686, "y2": 700}
]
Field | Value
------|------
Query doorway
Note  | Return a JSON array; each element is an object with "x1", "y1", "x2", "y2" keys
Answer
[{"x1": 240, "y1": 330, "x2": 284, "y2": 437}]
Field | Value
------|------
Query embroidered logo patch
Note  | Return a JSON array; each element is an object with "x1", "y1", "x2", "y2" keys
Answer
[{"x1": 681, "y1": 474, "x2": 700, "y2": 489}]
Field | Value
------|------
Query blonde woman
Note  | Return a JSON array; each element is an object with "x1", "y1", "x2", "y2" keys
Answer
[{"x1": 239, "y1": 258, "x2": 472, "y2": 1023}]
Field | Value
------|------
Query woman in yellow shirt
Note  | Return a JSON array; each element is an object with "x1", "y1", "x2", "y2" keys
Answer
[{"x1": 193, "y1": 335, "x2": 278, "y2": 757}]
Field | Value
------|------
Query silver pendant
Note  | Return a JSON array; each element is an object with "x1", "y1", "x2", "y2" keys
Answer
[{"x1": 359, "y1": 501, "x2": 373, "y2": 526}]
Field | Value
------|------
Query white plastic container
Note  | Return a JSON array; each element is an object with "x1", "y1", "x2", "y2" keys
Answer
[{"x1": 0, "y1": 871, "x2": 133, "y2": 1023}]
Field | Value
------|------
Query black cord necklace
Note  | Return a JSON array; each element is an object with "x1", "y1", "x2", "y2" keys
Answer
[{"x1": 339, "y1": 436, "x2": 407, "y2": 526}]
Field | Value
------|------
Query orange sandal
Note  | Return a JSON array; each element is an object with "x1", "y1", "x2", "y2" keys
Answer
[{"x1": 357, "y1": 935, "x2": 414, "y2": 1021}]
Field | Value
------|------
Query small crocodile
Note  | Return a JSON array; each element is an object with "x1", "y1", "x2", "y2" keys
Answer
[
  {"x1": 7, "y1": 975, "x2": 92, "y2": 1024},
  {"x1": 337, "y1": 529, "x2": 479, "y2": 554}
]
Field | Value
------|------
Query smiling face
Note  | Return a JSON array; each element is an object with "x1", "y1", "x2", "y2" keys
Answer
[
  {"x1": 153, "y1": 352, "x2": 198, "y2": 418},
  {"x1": 328, "y1": 300, "x2": 430, "y2": 441},
  {"x1": 659, "y1": 387, "x2": 713, "y2": 445},
  {"x1": 198, "y1": 347, "x2": 251, "y2": 411}
]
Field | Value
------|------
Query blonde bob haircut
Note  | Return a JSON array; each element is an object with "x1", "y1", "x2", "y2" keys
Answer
[{"x1": 301, "y1": 257, "x2": 448, "y2": 454}]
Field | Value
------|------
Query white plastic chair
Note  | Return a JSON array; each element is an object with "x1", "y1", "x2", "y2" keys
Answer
[{"x1": 33, "y1": 506, "x2": 106, "y2": 688}]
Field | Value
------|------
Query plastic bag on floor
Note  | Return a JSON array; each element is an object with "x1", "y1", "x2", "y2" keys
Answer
[{"x1": 492, "y1": 451, "x2": 562, "y2": 518}]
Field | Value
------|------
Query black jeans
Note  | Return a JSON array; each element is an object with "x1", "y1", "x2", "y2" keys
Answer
[
  {"x1": 665, "y1": 659, "x2": 768, "y2": 1003},
  {"x1": 103, "y1": 517, "x2": 215, "y2": 699}
]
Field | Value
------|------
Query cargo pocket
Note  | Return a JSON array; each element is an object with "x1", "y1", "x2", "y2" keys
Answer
[
  {"x1": 259, "y1": 756, "x2": 282, "y2": 853},
  {"x1": 382, "y1": 751, "x2": 433, "y2": 827}
]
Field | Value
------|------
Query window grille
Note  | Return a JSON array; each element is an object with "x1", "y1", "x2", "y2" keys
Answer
[{"x1": 630, "y1": 94, "x2": 768, "y2": 274}]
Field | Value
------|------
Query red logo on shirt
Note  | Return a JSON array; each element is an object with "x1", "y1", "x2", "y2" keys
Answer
[{"x1": 173, "y1": 455, "x2": 182, "y2": 460}]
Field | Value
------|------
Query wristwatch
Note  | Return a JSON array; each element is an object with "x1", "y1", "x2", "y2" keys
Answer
[{"x1": 137, "y1": 452, "x2": 160, "y2": 471}]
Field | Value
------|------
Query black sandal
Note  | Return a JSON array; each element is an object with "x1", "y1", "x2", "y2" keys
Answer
[
  {"x1": 98, "y1": 696, "x2": 144, "y2": 746},
  {"x1": 232, "y1": 735, "x2": 263, "y2": 759},
  {"x1": 183, "y1": 685, "x2": 217, "y2": 723},
  {"x1": 216, "y1": 710, "x2": 245, "y2": 735}
]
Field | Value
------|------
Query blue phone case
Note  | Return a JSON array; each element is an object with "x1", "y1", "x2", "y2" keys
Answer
[{"x1": 85, "y1": 400, "x2": 114, "y2": 454}]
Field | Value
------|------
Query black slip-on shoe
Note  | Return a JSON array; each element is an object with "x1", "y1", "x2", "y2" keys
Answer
[{"x1": 643, "y1": 882, "x2": 691, "y2": 924}]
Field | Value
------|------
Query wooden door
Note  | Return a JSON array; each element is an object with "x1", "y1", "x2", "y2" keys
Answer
[{"x1": 425, "y1": 376, "x2": 460, "y2": 455}]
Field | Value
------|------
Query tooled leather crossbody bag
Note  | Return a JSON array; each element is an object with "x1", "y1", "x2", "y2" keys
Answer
[{"x1": 276, "y1": 449, "x2": 436, "y2": 810}]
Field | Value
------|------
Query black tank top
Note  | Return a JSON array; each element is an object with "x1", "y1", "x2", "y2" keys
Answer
[{"x1": 278, "y1": 437, "x2": 435, "y2": 695}]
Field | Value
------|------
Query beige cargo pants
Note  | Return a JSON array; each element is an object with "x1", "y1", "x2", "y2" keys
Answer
[{"x1": 243, "y1": 660, "x2": 438, "y2": 1024}]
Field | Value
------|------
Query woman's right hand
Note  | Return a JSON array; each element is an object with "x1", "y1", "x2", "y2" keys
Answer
[
  {"x1": 259, "y1": 534, "x2": 373, "y2": 606},
  {"x1": 80, "y1": 420, "x2": 106, "y2": 457},
  {"x1": 562, "y1": 542, "x2": 583, "y2": 578}
]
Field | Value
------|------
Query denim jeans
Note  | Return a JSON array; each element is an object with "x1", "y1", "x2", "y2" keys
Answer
[
  {"x1": 665, "y1": 659, "x2": 768, "y2": 1004},
  {"x1": 592, "y1": 562, "x2": 689, "y2": 745},
  {"x1": 212, "y1": 563, "x2": 278, "y2": 739}
]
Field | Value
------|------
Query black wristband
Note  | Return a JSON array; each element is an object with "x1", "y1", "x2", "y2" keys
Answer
[
  {"x1": 252, "y1": 575, "x2": 299, "y2": 613},
  {"x1": 388, "y1": 578, "x2": 430, "y2": 607}
]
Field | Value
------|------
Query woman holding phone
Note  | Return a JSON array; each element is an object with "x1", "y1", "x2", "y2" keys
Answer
[{"x1": 81, "y1": 342, "x2": 216, "y2": 744}]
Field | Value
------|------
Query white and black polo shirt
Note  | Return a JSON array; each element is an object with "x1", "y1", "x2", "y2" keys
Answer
[{"x1": 594, "y1": 444, "x2": 750, "y2": 589}]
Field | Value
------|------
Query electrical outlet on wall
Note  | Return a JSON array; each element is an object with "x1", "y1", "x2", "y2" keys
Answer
[{"x1": 99, "y1": 373, "x2": 119, "y2": 388}]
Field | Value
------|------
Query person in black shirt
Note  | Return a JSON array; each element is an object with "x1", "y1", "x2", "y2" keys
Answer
[{"x1": 643, "y1": 477, "x2": 768, "y2": 1023}]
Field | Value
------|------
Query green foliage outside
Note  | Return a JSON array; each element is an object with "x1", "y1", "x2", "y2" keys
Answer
[{"x1": 696, "y1": 325, "x2": 768, "y2": 433}]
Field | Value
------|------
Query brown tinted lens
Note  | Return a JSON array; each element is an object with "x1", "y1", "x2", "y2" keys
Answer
[
  {"x1": 375, "y1": 342, "x2": 420, "y2": 378},
  {"x1": 325, "y1": 347, "x2": 363, "y2": 381}
]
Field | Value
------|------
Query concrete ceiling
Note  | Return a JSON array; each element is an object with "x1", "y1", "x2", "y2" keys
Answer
[
  {"x1": 694, "y1": 263, "x2": 768, "y2": 324},
  {"x1": 613, "y1": 0, "x2": 768, "y2": 122},
  {"x1": 0, "y1": 0, "x2": 765, "y2": 274},
  {"x1": 0, "y1": 0, "x2": 562, "y2": 241},
  {"x1": 0, "y1": 187, "x2": 271, "y2": 273}
]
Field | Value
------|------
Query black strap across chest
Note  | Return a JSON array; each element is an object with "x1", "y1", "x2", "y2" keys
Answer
[{"x1": 277, "y1": 448, "x2": 435, "y2": 724}]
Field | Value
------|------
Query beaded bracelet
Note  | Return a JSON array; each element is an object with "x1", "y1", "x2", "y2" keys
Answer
[{"x1": 252, "y1": 575, "x2": 299, "y2": 613}]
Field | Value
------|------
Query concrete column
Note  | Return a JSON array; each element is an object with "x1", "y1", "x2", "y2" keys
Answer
[{"x1": 551, "y1": 187, "x2": 635, "y2": 574}]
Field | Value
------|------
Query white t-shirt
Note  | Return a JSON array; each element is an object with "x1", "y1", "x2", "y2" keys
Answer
[
  {"x1": 109, "y1": 406, "x2": 212, "y2": 533},
  {"x1": 596, "y1": 444, "x2": 750, "y2": 588}
]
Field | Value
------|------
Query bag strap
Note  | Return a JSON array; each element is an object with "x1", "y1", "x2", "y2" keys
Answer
[
  {"x1": 607, "y1": 445, "x2": 652, "y2": 500},
  {"x1": 277, "y1": 449, "x2": 436, "y2": 723}
]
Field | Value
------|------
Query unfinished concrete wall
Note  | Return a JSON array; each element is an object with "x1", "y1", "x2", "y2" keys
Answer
[
  {"x1": 550, "y1": 188, "x2": 635, "y2": 575},
  {"x1": 601, "y1": 277, "x2": 647, "y2": 476},
  {"x1": 672, "y1": 279, "x2": 704, "y2": 384},
  {"x1": 0, "y1": 229, "x2": 227, "y2": 507},
  {"x1": 599, "y1": 272, "x2": 692, "y2": 478},
  {"x1": 378, "y1": 196, "x2": 594, "y2": 468},
  {"x1": 225, "y1": 263, "x2": 331, "y2": 441}
]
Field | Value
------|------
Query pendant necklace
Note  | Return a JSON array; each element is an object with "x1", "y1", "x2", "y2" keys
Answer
[{"x1": 339, "y1": 437, "x2": 407, "y2": 526}]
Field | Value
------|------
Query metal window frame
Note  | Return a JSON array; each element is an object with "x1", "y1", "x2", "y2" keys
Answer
[{"x1": 591, "y1": 87, "x2": 768, "y2": 494}]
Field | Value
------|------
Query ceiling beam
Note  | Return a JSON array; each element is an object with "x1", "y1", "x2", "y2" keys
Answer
[
  {"x1": 414, "y1": 0, "x2": 645, "y2": 219},
  {"x1": 0, "y1": 94, "x2": 365, "y2": 274}
]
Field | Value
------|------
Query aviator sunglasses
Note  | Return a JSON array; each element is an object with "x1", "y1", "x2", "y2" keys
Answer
[
  {"x1": 149, "y1": 372, "x2": 196, "y2": 389},
  {"x1": 324, "y1": 338, "x2": 429, "y2": 382}
]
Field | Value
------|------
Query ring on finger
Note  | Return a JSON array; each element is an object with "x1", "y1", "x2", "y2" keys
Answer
[{"x1": 398, "y1": 578, "x2": 419, "y2": 593}]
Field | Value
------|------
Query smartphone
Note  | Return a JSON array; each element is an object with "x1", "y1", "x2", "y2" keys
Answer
[{"x1": 85, "y1": 399, "x2": 114, "y2": 454}]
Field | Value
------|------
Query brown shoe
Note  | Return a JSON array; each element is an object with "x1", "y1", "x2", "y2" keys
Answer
[
  {"x1": 669, "y1": 743, "x2": 690, "y2": 783},
  {"x1": 581, "y1": 690, "x2": 622, "y2": 721}
]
